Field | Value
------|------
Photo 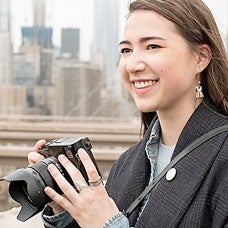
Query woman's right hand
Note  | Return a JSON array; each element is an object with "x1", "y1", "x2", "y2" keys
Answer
[{"x1": 28, "y1": 139, "x2": 46, "y2": 165}]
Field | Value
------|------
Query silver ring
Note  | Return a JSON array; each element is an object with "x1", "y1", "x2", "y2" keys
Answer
[
  {"x1": 75, "y1": 181, "x2": 89, "y2": 193},
  {"x1": 89, "y1": 177, "x2": 103, "y2": 187}
]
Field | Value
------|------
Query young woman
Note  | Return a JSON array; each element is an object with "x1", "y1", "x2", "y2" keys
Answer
[{"x1": 28, "y1": 0, "x2": 228, "y2": 227}]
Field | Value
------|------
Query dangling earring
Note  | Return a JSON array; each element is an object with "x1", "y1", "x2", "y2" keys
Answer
[{"x1": 195, "y1": 77, "x2": 204, "y2": 99}]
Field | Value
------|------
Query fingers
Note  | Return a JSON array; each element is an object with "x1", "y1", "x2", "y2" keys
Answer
[
  {"x1": 28, "y1": 139, "x2": 46, "y2": 164},
  {"x1": 34, "y1": 139, "x2": 46, "y2": 152},
  {"x1": 57, "y1": 154, "x2": 88, "y2": 189},
  {"x1": 44, "y1": 148, "x2": 103, "y2": 208},
  {"x1": 78, "y1": 149, "x2": 102, "y2": 186},
  {"x1": 48, "y1": 201, "x2": 65, "y2": 214},
  {"x1": 44, "y1": 186, "x2": 72, "y2": 211},
  {"x1": 28, "y1": 151, "x2": 45, "y2": 164},
  {"x1": 44, "y1": 151, "x2": 115, "y2": 227},
  {"x1": 45, "y1": 163, "x2": 81, "y2": 213}
]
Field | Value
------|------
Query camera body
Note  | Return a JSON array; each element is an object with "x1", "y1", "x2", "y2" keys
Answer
[
  {"x1": 1, "y1": 137, "x2": 100, "y2": 222},
  {"x1": 38, "y1": 137, "x2": 98, "y2": 182}
]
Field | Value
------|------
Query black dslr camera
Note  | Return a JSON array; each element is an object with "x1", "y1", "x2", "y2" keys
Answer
[{"x1": 1, "y1": 137, "x2": 101, "y2": 222}]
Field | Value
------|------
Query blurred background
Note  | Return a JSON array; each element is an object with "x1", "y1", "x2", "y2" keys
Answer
[{"x1": 0, "y1": 0, "x2": 227, "y2": 226}]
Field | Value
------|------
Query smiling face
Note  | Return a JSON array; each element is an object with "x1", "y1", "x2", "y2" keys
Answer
[{"x1": 119, "y1": 10, "x2": 203, "y2": 115}]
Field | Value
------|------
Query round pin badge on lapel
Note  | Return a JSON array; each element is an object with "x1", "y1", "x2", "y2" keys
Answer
[{"x1": 166, "y1": 168, "x2": 177, "y2": 181}]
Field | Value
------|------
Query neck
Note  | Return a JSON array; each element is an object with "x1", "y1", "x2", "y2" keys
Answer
[{"x1": 157, "y1": 99, "x2": 202, "y2": 146}]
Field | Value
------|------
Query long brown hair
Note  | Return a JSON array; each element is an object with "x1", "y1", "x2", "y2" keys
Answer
[{"x1": 129, "y1": 0, "x2": 228, "y2": 135}]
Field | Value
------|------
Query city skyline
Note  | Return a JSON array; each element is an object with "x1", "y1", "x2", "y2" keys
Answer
[
  {"x1": 10, "y1": 0, "x2": 95, "y2": 60},
  {"x1": 0, "y1": 0, "x2": 136, "y2": 118},
  {"x1": 10, "y1": 0, "x2": 228, "y2": 58}
]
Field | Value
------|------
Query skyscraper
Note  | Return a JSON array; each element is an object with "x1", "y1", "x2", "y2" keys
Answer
[
  {"x1": 91, "y1": 0, "x2": 119, "y2": 93},
  {"x1": 22, "y1": 0, "x2": 53, "y2": 80},
  {"x1": 0, "y1": 0, "x2": 10, "y2": 31},
  {"x1": 52, "y1": 59, "x2": 102, "y2": 116},
  {"x1": 21, "y1": 0, "x2": 52, "y2": 49},
  {"x1": 17, "y1": 0, "x2": 53, "y2": 110},
  {"x1": 21, "y1": 26, "x2": 53, "y2": 49},
  {"x1": 13, "y1": 52, "x2": 36, "y2": 106},
  {"x1": 33, "y1": 0, "x2": 45, "y2": 27},
  {"x1": 0, "y1": 0, "x2": 13, "y2": 84},
  {"x1": 61, "y1": 28, "x2": 80, "y2": 58}
]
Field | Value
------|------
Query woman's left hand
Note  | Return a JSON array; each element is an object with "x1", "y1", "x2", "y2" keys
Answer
[{"x1": 44, "y1": 148, "x2": 119, "y2": 228}]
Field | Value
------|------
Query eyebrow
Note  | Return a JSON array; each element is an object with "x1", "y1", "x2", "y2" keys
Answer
[{"x1": 119, "y1": 36, "x2": 165, "y2": 46}]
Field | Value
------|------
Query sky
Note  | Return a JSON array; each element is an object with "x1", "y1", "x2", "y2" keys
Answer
[{"x1": 10, "y1": 0, "x2": 228, "y2": 60}]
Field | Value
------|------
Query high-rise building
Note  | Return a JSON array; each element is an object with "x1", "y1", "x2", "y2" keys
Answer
[
  {"x1": 90, "y1": 0, "x2": 137, "y2": 118},
  {"x1": 10, "y1": 0, "x2": 55, "y2": 114},
  {"x1": 19, "y1": 0, "x2": 52, "y2": 84},
  {"x1": 33, "y1": 0, "x2": 45, "y2": 27},
  {"x1": 91, "y1": 0, "x2": 119, "y2": 93},
  {"x1": 39, "y1": 49, "x2": 53, "y2": 84},
  {"x1": 21, "y1": 26, "x2": 53, "y2": 49},
  {"x1": 0, "y1": 32, "x2": 13, "y2": 84},
  {"x1": 0, "y1": 0, "x2": 10, "y2": 31},
  {"x1": 19, "y1": 0, "x2": 54, "y2": 104},
  {"x1": 61, "y1": 28, "x2": 80, "y2": 58},
  {"x1": 0, "y1": 0, "x2": 26, "y2": 115},
  {"x1": 0, "y1": 0, "x2": 13, "y2": 84},
  {"x1": 13, "y1": 53, "x2": 36, "y2": 106},
  {"x1": 0, "y1": 84, "x2": 26, "y2": 115},
  {"x1": 52, "y1": 59, "x2": 103, "y2": 117}
]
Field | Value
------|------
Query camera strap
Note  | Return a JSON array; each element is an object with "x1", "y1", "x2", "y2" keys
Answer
[{"x1": 123, "y1": 125, "x2": 228, "y2": 217}]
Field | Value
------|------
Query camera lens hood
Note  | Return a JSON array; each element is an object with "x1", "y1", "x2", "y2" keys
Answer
[{"x1": 2, "y1": 168, "x2": 47, "y2": 222}]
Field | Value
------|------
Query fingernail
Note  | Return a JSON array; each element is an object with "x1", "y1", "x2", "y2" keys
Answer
[
  {"x1": 48, "y1": 164, "x2": 55, "y2": 171},
  {"x1": 78, "y1": 149, "x2": 87, "y2": 159},
  {"x1": 58, "y1": 154, "x2": 66, "y2": 160}
]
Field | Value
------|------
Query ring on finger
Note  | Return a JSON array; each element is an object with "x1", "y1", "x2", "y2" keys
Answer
[
  {"x1": 89, "y1": 176, "x2": 103, "y2": 187},
  {"x1": 75, "y1": 181, "x2": 89, "y2": 193}
]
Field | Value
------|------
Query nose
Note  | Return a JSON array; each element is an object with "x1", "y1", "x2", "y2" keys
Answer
[{"x1": 126, "y1": 52, "x2": 146, "y2": 73}]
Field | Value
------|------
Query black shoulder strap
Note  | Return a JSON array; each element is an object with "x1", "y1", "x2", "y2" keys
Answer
[{"x1": 124, "y1": 125, "x2": 228, "y2": 217}]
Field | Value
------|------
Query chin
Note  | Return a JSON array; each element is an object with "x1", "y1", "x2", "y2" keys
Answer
[{"x1": 136, "y1": 105, "x2": 155, "y2": 113}]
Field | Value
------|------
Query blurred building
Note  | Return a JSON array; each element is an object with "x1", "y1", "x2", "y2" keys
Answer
[
  {"x1": 13, "y1": 53, "x2": 36, "y2": 106},
  {"x1": 33, "y1": 0, "x2": 45, "y2": 27},
  {"x1": 21, "y1": 26, "x2": 53, "y2": 49},
  {"x1": 61, "y1": 28, "x2": 80, "y2": 58},
  {"x1": 39, "y1": 49, "x2": 53, "y2": 84},
  {"x1": 14, "y1": 0, "x2": 54, "y2": 111},
  {"x1": 0, "y1": 84, "x2": 26, "y2": 115},
  {"x1": 0, "y1": 0, "x2": 26, "y2": 115},
  {"x1": 91, "y1": 0, "x2": 119, "y2": 95},
  {"x1": 33, "y1": 83, "x2": 54, "y2": 115},
  {"x1": 0, "y1": 0, "x2": 13, "y2": 84},
  {"x1": 0, "y1": 0, "x2": 10, "y2": 31},
  {"x1": 51, "y1": 58, "x2": 103, "y2": 116},
  {"x1": 0, "y1": 32, "x2": 13, "y2": 84},
  {"x1": 21, "y1": 0, "x2": 53, "y2": 84}
]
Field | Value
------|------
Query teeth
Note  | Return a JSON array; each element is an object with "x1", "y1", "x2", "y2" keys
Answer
[{"x1": 134, "y1": 80, "x2": 156, "y2": 88}]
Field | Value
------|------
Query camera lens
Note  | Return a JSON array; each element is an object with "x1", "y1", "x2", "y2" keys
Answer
[{"x1": 1, "y1": 157, "x2": 63, "y2": 221}]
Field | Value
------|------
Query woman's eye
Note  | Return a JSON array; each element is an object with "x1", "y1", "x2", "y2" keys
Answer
[
  {"x1": 148, "y1": 44, "x2": 160, "y2": 50},
  {"x1": 120, "y1": 48, "x2": 132, "y2": 54}
]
